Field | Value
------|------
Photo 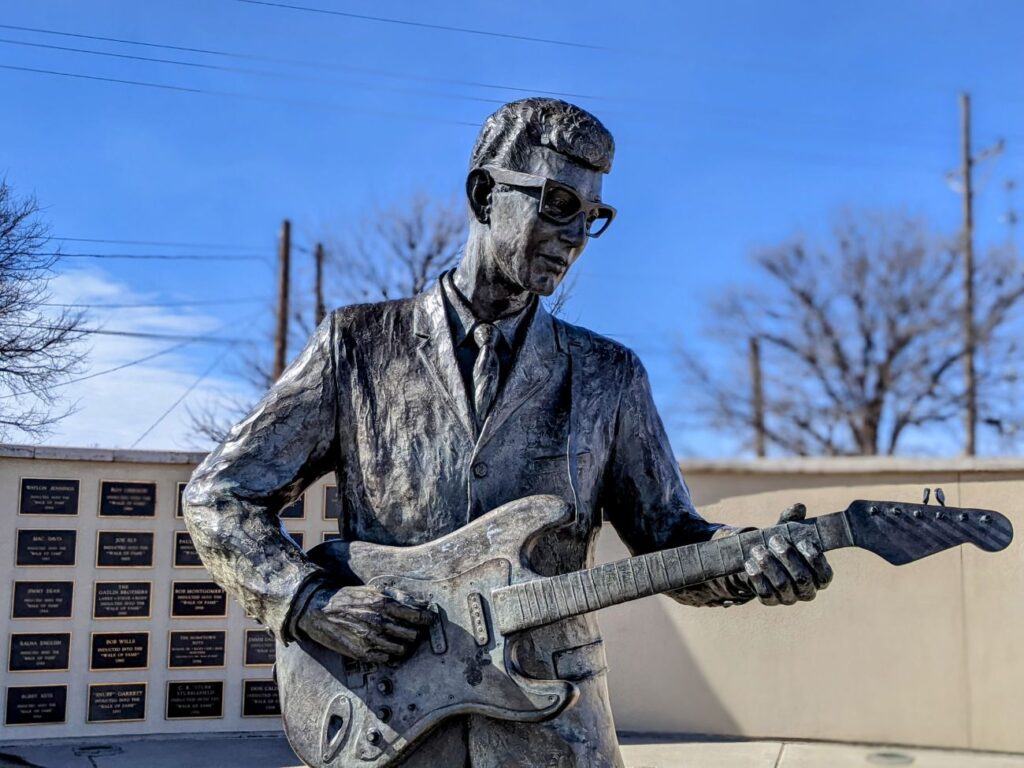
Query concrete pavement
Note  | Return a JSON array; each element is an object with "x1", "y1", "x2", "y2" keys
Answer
[{"x1": 3, "y1": 734, "x2": 1024, "y2": 767}]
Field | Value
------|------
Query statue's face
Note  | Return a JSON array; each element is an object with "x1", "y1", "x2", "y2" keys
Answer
[{"x1": 487, "y1": 146, "x2": 604, "y2": 296}]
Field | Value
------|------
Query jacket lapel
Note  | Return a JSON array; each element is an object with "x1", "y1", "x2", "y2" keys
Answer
[
  {"x1": 412, "y1": 283, "x2": 475, "y2": 440},
  {"x1": 477, "y1": 303, "x2": 560, "y2": 450}
]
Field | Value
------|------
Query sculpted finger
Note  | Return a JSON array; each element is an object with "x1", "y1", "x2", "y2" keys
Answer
[
  {"x1": 380, "y1": 619, "x2": 421, "y2": 643},
  {"x1": 778, "y1": 502, "x2": 807, "y2": 524},
  {"x1": 796, "y1": 539, "x2": 834, "y2": 590},
  {"x1": 744, "y1": 558, "x2": 779, "y2": 606},
  {"x1": 753, "y1": 544, "x2": 798, "y2": 606},
  {"x1": 769, "y1": 535, "x2": 816, "y2": 602},
  {"x1": 382, "y1": 591, "x2": 434, "y2": 625},
  {"x1": 367, "y1": 633, "x2": 409, "y2": 659}
]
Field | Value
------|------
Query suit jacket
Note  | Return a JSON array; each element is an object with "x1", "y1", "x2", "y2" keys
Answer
[{"x1": 183, "y1": 277, "x2": 729, "y2": 767}]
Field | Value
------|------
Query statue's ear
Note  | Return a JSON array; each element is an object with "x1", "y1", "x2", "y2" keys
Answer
[{"x1": 466, "y1": 168, "x2": 493, "y2": 224}]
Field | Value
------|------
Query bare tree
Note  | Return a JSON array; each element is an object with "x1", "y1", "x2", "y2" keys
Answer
[
  {"x1": 0, "y1": 179, "x2": 87, "y2": 439},
  {"x1": 676, "y1": 211, "x2": 1024, "y2": 456},
  {"x1": 189, "y1": 194, "x2": 466, "y2": 445},
  {"x1": 327, "y1": 194, "x2": 466, "y2": 304}
]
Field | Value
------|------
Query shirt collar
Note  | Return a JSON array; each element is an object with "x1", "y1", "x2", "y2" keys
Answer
[{"x1": 440, "y1": 271, "x2": 534, "y2": 350}]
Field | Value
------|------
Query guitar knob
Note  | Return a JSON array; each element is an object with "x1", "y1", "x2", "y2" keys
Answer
[
  {"x1": 376, "y1": 678, "x2": 393, "y2": 696},
  {"x1": 980, "y1": 514, "x2": 991, "y2": 524},
  {"x1": 958, "y1": 513, "x2": 968, "y2": 522},
  {"x1": 366, "y1": 729, "x2": 382, "y2": 745}
]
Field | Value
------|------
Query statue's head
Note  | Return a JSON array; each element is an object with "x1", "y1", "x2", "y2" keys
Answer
[{"x1": 466, "y1": 98, "x2": 615, "y2": 297}]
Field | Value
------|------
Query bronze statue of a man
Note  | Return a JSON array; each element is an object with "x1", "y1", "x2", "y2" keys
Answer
[{"x1": 183, "y1": 98, "x2": 833, "y2": 768}]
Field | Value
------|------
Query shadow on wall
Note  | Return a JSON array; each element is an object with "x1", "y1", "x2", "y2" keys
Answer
[{"x1": 596, "y1": 539, "x2": 740, "y2": 735}]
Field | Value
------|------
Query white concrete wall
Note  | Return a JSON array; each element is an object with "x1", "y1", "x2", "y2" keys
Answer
[{"x1": 2, "y1": 448, "x2": 1022, "y2": 752}]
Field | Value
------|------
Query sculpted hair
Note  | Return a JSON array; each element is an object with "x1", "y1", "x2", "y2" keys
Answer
[{"x1": 469, "y1": 98, "x2": 615, "y2": 174}]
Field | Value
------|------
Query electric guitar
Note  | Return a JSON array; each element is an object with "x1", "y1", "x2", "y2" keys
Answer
[{"x1": 276, "y1": 494, "x2": 1013, "y2": 767}]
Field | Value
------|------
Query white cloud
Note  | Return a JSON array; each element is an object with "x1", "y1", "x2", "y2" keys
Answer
[{"x1": 27, "y1": 268, "x2": 258, "y2": 451}]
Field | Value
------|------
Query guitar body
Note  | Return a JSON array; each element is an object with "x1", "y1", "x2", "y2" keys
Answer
[{"x1": 276, "y1": 495, "x2": 578, "y2": 768}]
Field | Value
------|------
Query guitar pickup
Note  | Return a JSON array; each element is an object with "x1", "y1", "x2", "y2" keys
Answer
[{"x1": 467, "y1": 592, "x2": 490, "y2": 647}]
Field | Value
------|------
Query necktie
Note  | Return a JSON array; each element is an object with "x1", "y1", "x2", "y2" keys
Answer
[{"x1": 472, "y1": 323, "x2": 500, "y2": 429}]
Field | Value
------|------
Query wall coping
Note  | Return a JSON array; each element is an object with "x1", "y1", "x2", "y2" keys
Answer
[
  {"x1": 0, "y1": 444, "x2": 208, "y2": 465},
  {"x1": 5, "y1": 444, "x2": 1024, "y2": 475},
  {"x1": 679, "y1": 456, "x2": 1024, "y2": 475}
]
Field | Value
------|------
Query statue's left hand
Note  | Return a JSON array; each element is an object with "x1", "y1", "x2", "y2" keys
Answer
[{"x1": 742, "y1": 503, "x2": 834, "y2": 606}]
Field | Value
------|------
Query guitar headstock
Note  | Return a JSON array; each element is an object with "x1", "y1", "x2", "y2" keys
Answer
[{"x1": 843, "y1": 499, "x2": 1013, "y2": 565}]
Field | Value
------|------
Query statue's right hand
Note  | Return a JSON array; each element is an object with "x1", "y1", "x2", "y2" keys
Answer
[{"x1": 296, "y1": 585, "x2": 433, "y2": 663}]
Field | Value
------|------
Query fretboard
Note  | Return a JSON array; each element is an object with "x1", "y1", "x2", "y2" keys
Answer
[{"x1": 491, "y1": 511, "x2": 854, "y2": 635}]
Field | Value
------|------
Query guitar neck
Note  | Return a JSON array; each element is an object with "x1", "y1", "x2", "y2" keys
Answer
[{"x1": 491, "y1": 511, "x2": 854, "y2": 636}]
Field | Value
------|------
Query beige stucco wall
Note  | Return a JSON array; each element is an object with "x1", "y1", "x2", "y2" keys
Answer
[
  {"x1": 2, "y1": 448, "x2": 1021, "y2": 752},
  {"x1": 599, "y1": 459, "x2": 1024, "y2": 753}
]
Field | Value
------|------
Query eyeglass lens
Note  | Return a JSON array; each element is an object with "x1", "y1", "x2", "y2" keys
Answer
[{"x1": 540, "y1": 183, "x2": 612, "y2": 237}]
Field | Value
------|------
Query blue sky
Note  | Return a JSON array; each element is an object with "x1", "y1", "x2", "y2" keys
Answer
[{"x1": 3, "y1": 1, "x2": 1023, "y2": 453}]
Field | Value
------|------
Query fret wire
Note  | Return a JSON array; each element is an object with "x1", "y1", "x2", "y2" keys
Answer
[
  {"x1": 584, "y1": 569, "x2": 602, "y2": 609},
  {"x1": 553, "y1": 574, "x2": 571, "y2": 616},
  {"x1": 592, "y1": 562, "x2": 613, "y2": 607}
]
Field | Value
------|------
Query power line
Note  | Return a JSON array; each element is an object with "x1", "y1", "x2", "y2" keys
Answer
[
  {"x1": 47, "y1": 252, "x2": 271, "y2": 263},
  {"x1": 0, "y1": 23, "x2": 598, "y2": 100},
  {"x1": 41, "y1": 297, "x2": 269, "y2": 310},
  {"x1": 130, "y1": 348, "x2": 231, "y2": 447},
  {"x1": 1, "y1": 321, "x2": 254, "y2": 344},
  {"x1": 232, "y1": 0, "x2": 611, "y2": 52},
  {"x1": 55, "y1": 236, "x2": 264, "y2": 250},
  {"x1": 0, "y1": 310, "x2": 261, "y2": 402},
  {"x1": 0, "y1": 36, "x2": 507, "y2": 106},
  {"x1": 0, "y1": 63, "x2": 479, "y2": 128}
]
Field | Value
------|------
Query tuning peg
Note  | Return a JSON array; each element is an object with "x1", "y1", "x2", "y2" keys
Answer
[
  {"x1": 935, "y1": 488, "x2": 946, "y2": 507},
  {"x1": 922, "y1": 487, "x2": 931, "y2": 505}
]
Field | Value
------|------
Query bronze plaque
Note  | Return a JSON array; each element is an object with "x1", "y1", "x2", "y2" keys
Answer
[
  {"x1": 87, "y1": 682, "x2": 147, "y2": 723},
  {"x1": 5, "y1": 685, "x2": 67, "y2": 725},
  {"x1": 173, "y1": 531, "x2": 203, "y2": 568},
  {"x1": 171, "y1": 581, "x2": 227, "y2": 618},
  {"x1": 96, "y1": 531, "x2": 154, "y2": 568},
  {"x1": 90, "y1": 631, "x2": 149, "y2": 671},
  {"x1": 12, "y1": 582, "x2": 73, "y2": 619},
  {"x1": 19, "y1": 479, "x2": 79, "y2": 516},
  {"x1": 280, "y1": 494, "x2": 305, "y2": 519},
  {"x1": 176, "y1": 481, "x2": 186, "y2": 518},
  {"x1": 243, "y1": 629, "x2": 275, "y2": 667},
  {"x1": 165, "y1": 681, "x2": 223, "y2": 720},
  {"x1": 8, "y1": 633, "x2": 71, "y2": 672},
  {"x1": 99, "y1": 481, "x2": 156, "y2": 517},
  {"x1": 242, "y1": 679, "x2": 281, "y2": 717},
  {"x1": 93, "y1": 581, "x2": 152, "y2": 619},
  {"x1": 323, "y1": 485, "x2": 341, "y2": 519},
  {"x1": 16, "y1": 530, "x2": 76, "y2": 567},
  {"x1": 168, "y1": 631, "x2": 225, "y2": 669}
]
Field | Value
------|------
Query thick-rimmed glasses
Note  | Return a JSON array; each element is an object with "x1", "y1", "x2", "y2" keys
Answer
[{"x1": 479, "y1": 165, "x2": 616, "y2": 238}]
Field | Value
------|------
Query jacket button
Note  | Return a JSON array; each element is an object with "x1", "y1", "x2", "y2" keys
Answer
[{"x1": 472, "y1": 462, "x2": 489, "y2": 478}]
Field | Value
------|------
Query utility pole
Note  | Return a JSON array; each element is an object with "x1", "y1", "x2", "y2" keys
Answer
[
  {"x1": 314, "y1": 242, "x2": 326, "y2": 326},
  {"x1": 749, "y1": 336, "x2": 766, "y2": 458},
  {"x1": 961, "y1": 92, "x2": 977, "y2": 456},
  {"x1": 949, "y1": 93, "x2": 1004, "y2": 456},
  {"x1": 273, "y1": 219, "x2": 291, "y2": 380}
]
